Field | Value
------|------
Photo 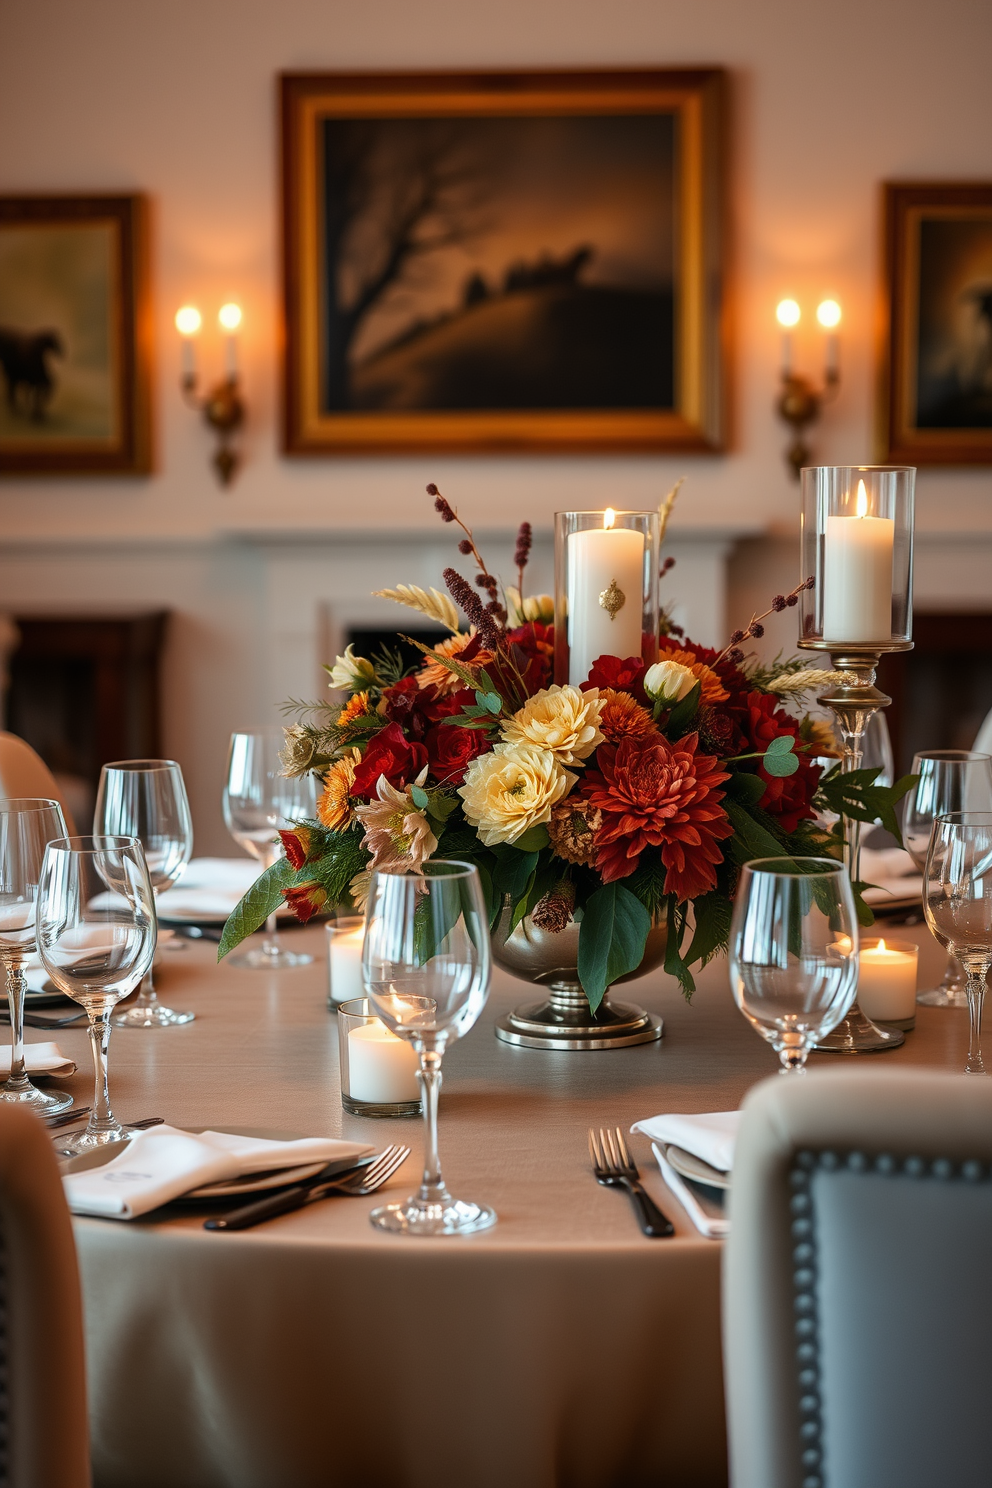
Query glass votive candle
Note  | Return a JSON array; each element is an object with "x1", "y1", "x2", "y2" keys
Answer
[
  {"x1": 337, "y1": 998, "x2": 421, "y2": 1117},
  {"x1": 326, "y1": 916, "x2": 366, "y2": 1011},
  {"x1": 856, "y1": 936, "x2": 918, "y2": 1031}
]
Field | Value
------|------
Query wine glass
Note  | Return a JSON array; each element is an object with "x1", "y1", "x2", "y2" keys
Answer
[
  {"x1": 923, "y1": 812, "x2": 992, "y2": 1076},
  {"x1": 222, "y1": 729, "x2": 318, "y2": 969},
  {"x1": 729, "y1": 857, "x2": 859, "y2": 1073},
  {"x1": 904, "y1": 751, "x2": 992, "y2": 1007},
  {"x1": 94, "y1": 759, "x2": 194, "y2": 1027},
  {"x1": 0, "y1": 798, "x2": 73, "y2": 1115},
  {"x1": 362, "y1": 861, "x2": 495, "y2": 1235},
  {"x1": 37, "y1": 835, "x2": 156, "y2": 1152}
]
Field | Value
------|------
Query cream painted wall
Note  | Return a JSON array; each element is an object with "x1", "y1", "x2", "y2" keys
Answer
[{"x1": 1, "y1": 0, "x2": 991, "y2": 847}]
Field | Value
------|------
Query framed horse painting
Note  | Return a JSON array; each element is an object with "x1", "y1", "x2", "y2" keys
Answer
[
  {"x1": 281, "y1": 70, "x2": 727, "y2": 456},
  {"x1": 0, "y1": 194, "x2": 152, "y2": 475}
]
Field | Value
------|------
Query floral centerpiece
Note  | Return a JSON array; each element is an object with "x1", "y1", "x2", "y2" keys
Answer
[{"x1": 218, "y1": 484, "x2": 914, "y2": 1012}]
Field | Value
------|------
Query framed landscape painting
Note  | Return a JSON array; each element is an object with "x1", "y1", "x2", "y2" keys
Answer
[
  {"x1": 879, "y1": 182, "x2": 992, "y2": 465},
  {"x1": 0, "y1": 194, "x2": 151, "y2": 475},
  {"x1": 281, "y1": 70, "x2": 726, "y2": 456}
]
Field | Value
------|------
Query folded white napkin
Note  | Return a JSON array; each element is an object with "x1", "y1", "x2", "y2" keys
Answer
[
  {"x1": 653, "y1": 1143, "x2": 729, "y2": 1240},
  {"x1": 860, "y1": 846, "x2": 922, "y2": 905},
  {"x1": 63, "y1": 1126, "x2": 373, "y2": 1220},
  {"x1": 155, "y1": 858, "x2": 263, "y2": 919},
  {"x1": 631, "y1": 1110, "x2": 741, "y2": 1173},
  {"x1": 0, "y1": 1041, "x2": 75, "y2": 1076}
]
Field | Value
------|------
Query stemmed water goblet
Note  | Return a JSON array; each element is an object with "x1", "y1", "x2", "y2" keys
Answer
[
  {"x1": 37, "y1": 835, "x2": 156, "y2": 1152},
  {"x1": 0, "y1": 798, "x2": 73, "y2": 1115},
  {"x1": 362, "y1": 861, "x2": 496, "y2": 1235},
  {"x1": 904, "y1": 751, "x2": 992, "y2": 1007},
  {"x1": 222, "y1": 729, "x2": 318, "y2": 969},
  {"x1": 923, "y1": 812, "x2": 992, "y2": 1076},
  {"x1": 729, "y1": 857, "x2": 860, "y2": 1073},
  {"x1": 94, "y1": 759, "x2": 195, "y2": 1027}
]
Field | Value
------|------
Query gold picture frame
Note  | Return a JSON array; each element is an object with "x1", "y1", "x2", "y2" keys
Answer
[
  {"x1": 281, "y1": 69, "x2": 727, "y2": 456},
  {"x1": 878, "y1": 182, "x2": 992, "y2": 465}
]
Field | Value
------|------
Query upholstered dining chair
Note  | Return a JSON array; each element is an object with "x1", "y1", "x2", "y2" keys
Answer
[
  {"x1": 0, "y1": 1105, "x2": 91, "y2": 1487},
  {"x1": 0, "y1": 732, "x2": 76, "y2": 833},
  {"x1": 723, "y1": 1068, "x2": 992, "y2": 1488}
]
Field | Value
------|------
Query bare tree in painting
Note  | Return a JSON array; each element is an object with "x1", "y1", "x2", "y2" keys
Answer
[{"x1": 322, "y1": 121, "x2": 486, "y2": 408}]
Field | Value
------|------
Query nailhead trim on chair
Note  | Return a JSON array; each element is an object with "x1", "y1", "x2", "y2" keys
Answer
[{"x1": 788, "y1": 1148, "x2": 989, "y2": 1488}]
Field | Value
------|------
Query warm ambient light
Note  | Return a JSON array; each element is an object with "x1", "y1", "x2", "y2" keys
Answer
[
  {"x1": 855, "y1": 478, "x2": 869, "y2": 518},
  {"x1": 603, "y1": 507, "x2": 616, "y2": 530},
  {"x1": 175, "y1": 305, "x2": 202, "y2": 336},
  {"x1": 776, "y1": 299, "x2": 801, "y2": 328},
  {"x1": 218, "y1": 303, "x2": 243, "y2": 331},
  {"x1": 817, "y1": 299, "x2": 842, "y2": 329}
]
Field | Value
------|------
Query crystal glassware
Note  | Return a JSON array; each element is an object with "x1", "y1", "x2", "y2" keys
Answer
[
  {"x1": 94, "y1": 759, "x2": 195, "y2": 1027},
  {"x1": 729, "y1": 857, "x2": 860, "y2": 1073},
  {"x1": 0, "y1": 798, "x2": 73, "y2": 1115},
  {"x1": 337, "y1": 997, "x2": 422, "y2": 1117},
  {"x1": 362, "y1": 861, "x2": 495, "y2": 1235},
  {"x1": 904, "y1": 751, "x2": 992, "y2": 1008},
  {"x1": 222, "y1": 729, "x2": 318, "y2": 969},
  {"x1": 37, "y1": 835, "x2": 156, "y2": 1151},
  {"x1": 923, "y1": 812, "x2": 992, "y2": 1076}
]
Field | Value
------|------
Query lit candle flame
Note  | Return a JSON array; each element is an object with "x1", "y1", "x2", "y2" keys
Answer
[
  {"x1": 877, "y1": 938, "x2": 887, "y2": 953},
  {"x1": 855, "y1": 478, "x2": 868, "y2": 518},
  {"x1": 604, "y1": 508, "x2": 616, "y2": 530}
]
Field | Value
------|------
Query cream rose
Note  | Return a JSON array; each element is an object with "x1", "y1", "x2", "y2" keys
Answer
[
  {"x1": 644, "y1": 659, "x2": 697, "y2": 705},
  {"x1": 459, "y1": 744, "x2": 576, "y2": 846},
  {"x1": 500, "y1": 685, "x2": 604, "y2": 765}
]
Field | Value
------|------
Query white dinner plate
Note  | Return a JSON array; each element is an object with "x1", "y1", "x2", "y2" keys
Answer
[
  {"x1": 665, "y1": 1143, "x2": 731, "y2": 1191},
  {"x1": 59, "y1": 1126, "x2": 331, "y2": 1199}
]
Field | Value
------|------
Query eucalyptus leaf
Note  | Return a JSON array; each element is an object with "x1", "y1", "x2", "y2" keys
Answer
[
  {"x1": 762, "y1": 749, "x2": 800, "y2": 778},
  {"x1": 410, "y1": 784, "x2": 430, "y2": 811},
  {"x1": 765, "y1": 734, "x2": 796, "y2": 756}
]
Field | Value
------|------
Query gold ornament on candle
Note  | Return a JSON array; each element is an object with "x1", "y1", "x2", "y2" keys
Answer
[{"x1": 599, "y1": 580, "x2": 625, "y2": 620}]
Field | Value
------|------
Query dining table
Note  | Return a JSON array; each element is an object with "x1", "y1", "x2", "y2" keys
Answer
[{"x1": 44, "y1": 914, "x2": 965, "y2": 1488}]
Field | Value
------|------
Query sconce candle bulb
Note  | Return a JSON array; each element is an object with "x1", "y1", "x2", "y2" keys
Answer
[
  {"x1": 175, "y1": 305, "x2": 201, "y2": 381},
  {"x1": 176, "y1": 302, "x2": 245, "y2": 488},
  {"x1": 774, "y1": 298, "x2": 842, "y2": 479}
]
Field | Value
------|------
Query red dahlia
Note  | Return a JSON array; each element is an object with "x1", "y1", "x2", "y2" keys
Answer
[{"x1": 581, "y1": 732, "x2": 732, "y2": 900}]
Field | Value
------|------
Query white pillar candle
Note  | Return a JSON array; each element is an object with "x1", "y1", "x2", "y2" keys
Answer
[
  {"x1": 567, "y1": 510, "x2": 646, "y2": 685},
  {"x1": 822, "y1": 479, "x2": 894, "y2": 643},
  {"x1": 347, "y1": 1020, "x2": 420, "y2": 1104},
  {"x1": 857, "y1": 937, "x2": 918, "y2": 1023},
  {"x1": 328, "y1": 925, "x2": 366, "y2": 1006}
]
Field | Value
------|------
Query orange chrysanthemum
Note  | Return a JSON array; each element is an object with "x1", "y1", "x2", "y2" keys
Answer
[
  {"x1": 417, "y1": 630, "x2": 493, "y2": 695},
  {"x1": 581, "y1": 733, "x2": 732, "y2": 901},
  {"x1": 597, "y1": 688, "x2": 658, "y2": 743},
  {"x1": 338, "y1": 691, "x2": 371, "y2": 729},
  {"x1": 317, "y1": 748, "x2": 361, "y2": 831},
  {"x1": 658, "y1": 647, "x2": 728, "y2": 706}
]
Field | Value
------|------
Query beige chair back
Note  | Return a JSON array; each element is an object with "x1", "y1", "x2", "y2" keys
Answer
[
  {"x1": 0, "y1": 1105, "x2": 90, "y2": 1486},
  {"x1": 0, "y1": 732, "x2": 76, "y2": 833},
  {"x1": 724, "y1": 1068, "x2": 992, "y2": 1488}
]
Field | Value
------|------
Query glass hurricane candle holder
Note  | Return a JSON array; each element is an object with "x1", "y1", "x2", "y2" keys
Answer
[
  {"x1": 799, "y1": 465, "x2": 916, "y2": 1055},
  {"x1": 326, "y1": 916, "x2": 366, "y2": 1011},
  {"x1": 554, "y1": 509, "x2": 660, "y2": 687},
  {"x1": 337, "y1": 999, "x2": 422, "y2": 1117}
]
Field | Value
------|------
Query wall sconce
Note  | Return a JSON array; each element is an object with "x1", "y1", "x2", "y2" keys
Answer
[
  {"x1": 175, "y1": 303, "x2": 245, "y2": 487},
  {"x1": 775, "y1": 298, "x2": 841, "y2": 479}
]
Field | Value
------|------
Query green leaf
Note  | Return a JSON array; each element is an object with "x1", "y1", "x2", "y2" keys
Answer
[
  {"x1": 218, "y1": 859, "x2": 297, "y2": 960},
  {"x1": 726, "y1": 772, "x2": 767, "y2": 806},
  {"x1": 664, "y1": 681, "x2": 701, "y2": 739},
  {"x1": 509, "y1": 872, "x2": 538, "y2": 932},
  {"x1": 410, "y1": 784, "x2": 429, "y2": 811},
  {"x1": 723, "y1": 798, "x2": 791, "y2": 866},
  {"x1": 684, "y1": 890, "x2": 733, "y2": 970},
  {"x1": 663, "y1": 895, "x2": 696, "y2": 998},
  {"x1": 475, "y1": 690, "x2": 502, "y2": 715},
  {"x1": 765, "y1": 734, "x2": 796, "y2": 756},
  {"x1": 624, "y1": 853, "x2": 668, "y2": 914},
  {"x1": 816, "y1": 767, "x2": 918, "y2": 843},
  {"x1": 491, "y1": 847, "x2": 539, "y2": 899},
  {"x1": 513, "y1": 824, "x2": 550, "y2": 853},
  {"x1": 577, "y1": 883, "x2": 651, "y2": 1013},
  {"x1": 762, "y1": 748, "x2": 800, "y2": 778}
]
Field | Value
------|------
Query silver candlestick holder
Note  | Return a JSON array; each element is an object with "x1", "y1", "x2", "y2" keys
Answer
[{"x1": 798, "y1": 464, "x2": 916, "y2": 1054}]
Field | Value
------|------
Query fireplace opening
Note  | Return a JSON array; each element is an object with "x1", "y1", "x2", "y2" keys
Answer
[{"x1": 346, "y1": 626, "x2": 447, "y2": 677}]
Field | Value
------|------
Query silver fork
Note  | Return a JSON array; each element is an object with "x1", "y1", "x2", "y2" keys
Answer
[
  {"x1": 204, "y1": 1144, "x2": 412, "y2": 1231},
  {"x1": 589, "y1": 1127, "x2": 675, "y2": 1238}
]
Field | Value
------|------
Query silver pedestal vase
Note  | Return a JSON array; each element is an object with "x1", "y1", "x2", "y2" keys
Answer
[{"x1": 492, "y1": 901, "x2": 666, "y2": 1051}]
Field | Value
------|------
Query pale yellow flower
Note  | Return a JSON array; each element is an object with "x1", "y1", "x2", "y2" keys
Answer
[
  {"x1": 327, "y1": 645, "x2": 377, "y2": 693},
  {"x1": 505, "y1": 587, "x2": 555, "y2": 625},
  {"x1": 500, "y1": 685, "x2": 604, "y2": 765},
  {"x1": 354, "y1": 767, "x2": 438, "y2": 872},
  {"x1": 644, "y1": 659, "x2": 697, "y2": 705},
  {"x1": 459, "y1": 744, "x2": 576, "y2": 847}
]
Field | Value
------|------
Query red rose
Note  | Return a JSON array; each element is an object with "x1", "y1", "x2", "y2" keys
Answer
[
  {"x1": 582, "y1": 655, "x2": 649, "y2": 704},
  {"x1": 425, "y1": 722, "x2": 489, "y2": 785},
  {"x1": 350, "y1": 723, "x2": 429, "y2": 800},
  {"x1": 743, "y1": 690, "x2": 822, "y2": 833},
  {"x1": 420, "y1": 687, "x2": 475, "y2": 723},
  {"x1": 506, "y1": 622, "x2": 554, "y2": 693}
]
